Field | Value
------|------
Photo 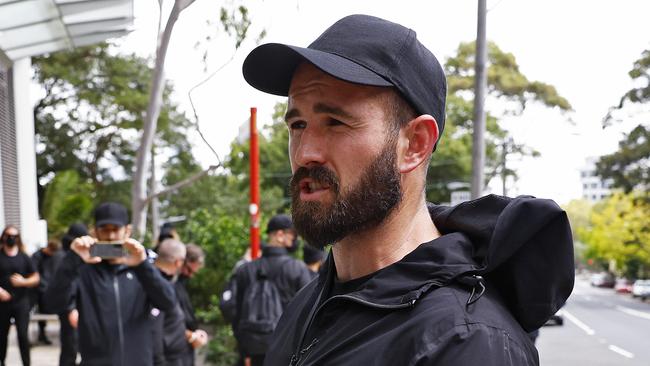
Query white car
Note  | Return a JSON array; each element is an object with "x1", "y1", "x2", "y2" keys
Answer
[{"x1": 631, "y1": 280, "x2": 650, "y2": 300}]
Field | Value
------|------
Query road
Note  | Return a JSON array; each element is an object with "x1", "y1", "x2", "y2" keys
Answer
[{"x1": 537, "y1": 275, "x2": 650, "y2": 365}]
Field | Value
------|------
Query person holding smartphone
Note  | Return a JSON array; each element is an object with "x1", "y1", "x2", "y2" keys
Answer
[
  {"x1": 46, "y1": 202, "x2": 176, "y2": 366},
  {"x1": 0, "y1": 225, "x2": 40, "y2": 366}
]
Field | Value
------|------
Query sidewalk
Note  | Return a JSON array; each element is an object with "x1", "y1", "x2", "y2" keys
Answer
[
  {"x1": 6, "y1": 319, "x2": 60, "y2": 365},
  {"x1": 5, "y1": 318, "x2": 208, "y2": 365}
]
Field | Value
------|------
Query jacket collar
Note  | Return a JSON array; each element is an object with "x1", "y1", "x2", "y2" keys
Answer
[
  {"x1": 314, "y1": 195, "x2": 573, "y2": 332},
  {"x1": 262, "y1": 245, "x2": 289, "y2": 257},
  {"x1": 318, "y1": 232, "x2": 477, "y2": 308}
]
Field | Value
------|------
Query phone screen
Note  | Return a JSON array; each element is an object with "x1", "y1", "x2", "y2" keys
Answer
[{"x1": 90, "y1": 241, "x2": 126, "y2": 259}]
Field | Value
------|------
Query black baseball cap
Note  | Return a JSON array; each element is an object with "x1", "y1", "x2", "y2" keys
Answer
[
  {"x1": 242, "y1": 14, "x2": 447, "y2": 139},
  {"x1": 94, "y1": 202, "x2": 129, "y2": 228},
  {"x1": 62, "y1": 223, "x2": 88, "y2": 251},
  {"x1": 266, "y1": 214, "x2": 294, "y2": 234},
  {"x1": 303, "y1": 244, "x2": 325, "y2": 265}
]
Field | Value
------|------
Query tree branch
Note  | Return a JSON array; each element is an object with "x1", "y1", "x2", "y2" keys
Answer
[{"x1": 143, "y1": 164, "x2": 219, "y2": 205}]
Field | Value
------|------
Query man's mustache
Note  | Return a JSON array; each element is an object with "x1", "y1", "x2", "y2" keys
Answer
[{"x1": 290, "y1": 166, "x2": 340, "y2": 193}]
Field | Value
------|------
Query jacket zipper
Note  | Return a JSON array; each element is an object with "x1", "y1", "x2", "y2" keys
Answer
[
  {"x1": 289, "y1": 283, "x2": 441, "y2": 366},
  {"x1": 113, "y1": 275, "x2": 125, "y2": 366}
]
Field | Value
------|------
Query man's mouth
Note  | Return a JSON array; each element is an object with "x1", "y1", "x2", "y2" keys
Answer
[{"x1": 299, "y1": 178, "x2": 331, "y2": 196}]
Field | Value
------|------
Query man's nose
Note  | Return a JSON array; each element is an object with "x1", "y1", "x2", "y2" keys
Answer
[{"x1": 292, "y1": 128, "x2": 326, "y2": 167}]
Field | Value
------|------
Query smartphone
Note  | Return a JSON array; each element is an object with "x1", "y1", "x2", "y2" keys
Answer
[{"x1": 90, "y1": 241, "x2": 126, "y2": 259}]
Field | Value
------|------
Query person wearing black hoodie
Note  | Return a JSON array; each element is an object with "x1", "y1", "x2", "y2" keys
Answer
[
  {"x1": 241, "y1": 14, "x2": 574, "y2": 366},
  {"x1": 58, "y1": 222, "x2": 89, "y2": 366},
  {"x1": 46, "y1": 203, "x2": 176, "y2": 366}
]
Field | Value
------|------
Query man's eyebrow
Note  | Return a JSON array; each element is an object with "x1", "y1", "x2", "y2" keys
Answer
[
  {"x1": 284, "y1": 103, "x2": 354, "y2": 123},
  {"x1": 284, "y1": 108, "x2": 300, "y2": 123}
]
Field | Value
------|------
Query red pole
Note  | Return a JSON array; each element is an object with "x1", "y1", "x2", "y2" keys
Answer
[{"x1": 249, "y1": 107, "x2": 261, "y2": 259}]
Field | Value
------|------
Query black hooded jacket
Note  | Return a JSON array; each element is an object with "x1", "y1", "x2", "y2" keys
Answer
[
  {"x1": 264, "y1": 195, "x2": 574, "y2": 366},
  {"x1": 46, "y1": 251, "x2": 177, "y2": 366}
]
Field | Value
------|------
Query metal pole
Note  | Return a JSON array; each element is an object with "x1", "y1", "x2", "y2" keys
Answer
[
  {"x1": 249, "y1": 107, "x2": 261, "y2": 259},
  {"x1": 471, "y1": 0, "x2": 488, "y2": 199}
]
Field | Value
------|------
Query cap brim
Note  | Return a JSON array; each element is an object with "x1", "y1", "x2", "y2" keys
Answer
[
  {"x1": 95, "y1": 219, "x2": 126, "y2": 228},
  {"x1": 243, "y1": 43, "x2": 393, "y2": 96}
]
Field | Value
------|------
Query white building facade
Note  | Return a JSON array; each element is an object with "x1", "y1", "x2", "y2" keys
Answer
[
  {"x1": 0, "y1": 0, "x2": 134, "y2": 252},
  {"x1": 580, "y1": 157, "x2": 613, "y2": 203}
]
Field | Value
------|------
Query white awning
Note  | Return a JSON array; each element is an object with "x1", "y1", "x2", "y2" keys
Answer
[{"x1": 0, "y1": 0, "x2": 134, "y2": 61}]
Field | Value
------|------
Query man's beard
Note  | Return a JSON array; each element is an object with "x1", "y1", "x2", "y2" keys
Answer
[{"x1": 290, "y1": 140, "x2": 402, "y2": 248}]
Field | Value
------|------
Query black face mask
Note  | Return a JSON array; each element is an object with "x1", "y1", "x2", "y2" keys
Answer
[{"x1": 4, "y1": 235, "x2": 17, "y2": 247}]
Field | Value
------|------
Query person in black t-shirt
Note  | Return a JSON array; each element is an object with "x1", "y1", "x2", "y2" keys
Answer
[{"x1": 0, "y1": 225, "x2": 40, "y2": 366}]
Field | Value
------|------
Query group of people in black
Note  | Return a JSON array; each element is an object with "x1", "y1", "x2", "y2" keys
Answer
[{"x1": 0, "y1": 202, "x2": 208, "y2": 366}]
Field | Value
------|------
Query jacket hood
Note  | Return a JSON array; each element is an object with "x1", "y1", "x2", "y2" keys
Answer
[{"x1": 322, "y1": 194, "x2": 574, "y2": 332}]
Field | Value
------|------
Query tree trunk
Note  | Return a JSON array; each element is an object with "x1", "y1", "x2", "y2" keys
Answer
[{"x1": 132, "y1": 0, "x2": 195, "y2": 240}]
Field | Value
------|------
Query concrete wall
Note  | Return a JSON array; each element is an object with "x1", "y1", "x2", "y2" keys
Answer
[{"x1": 13, "y1": 57, "x2": 46, "y2": 253}]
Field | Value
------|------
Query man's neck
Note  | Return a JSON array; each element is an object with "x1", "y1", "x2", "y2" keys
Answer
[
  {"x1": 332, "y1": 197, "x2": 439, "y2": 282},
  {"x1": 155, "y1": 261, "x2": 176, "y2": 277}
]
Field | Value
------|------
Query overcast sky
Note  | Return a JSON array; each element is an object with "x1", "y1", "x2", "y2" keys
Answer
[{"x1": 119, "y1": 0, "x2": 650, "y2": 205}]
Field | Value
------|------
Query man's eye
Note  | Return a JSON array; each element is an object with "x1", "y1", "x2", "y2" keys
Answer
[{"x1": 289, "y1": 121, "x2": 306, "y2": 130}]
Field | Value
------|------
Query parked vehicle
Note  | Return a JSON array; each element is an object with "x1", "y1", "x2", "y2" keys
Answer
[
  {"x1": 614, "y1": 278, "x2": 634, "y2": 293},
  {"x1": 590, "y1": 272, "x2": 615, "y2": 288},
  {"x1": 632, "y1": 280, "x2": 650, "y2": 300},
  {"x1": 544, "y1": 310, "x2": 564, "y2": 326}
]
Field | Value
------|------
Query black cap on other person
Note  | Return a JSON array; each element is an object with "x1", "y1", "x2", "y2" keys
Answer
[
  {"x1": 94, "y1": 202, "x2": 129, "y2": 227},
  {"x1": 242, "y1": 14, "x2": 447, "y2": 142},
  {"x1": 266, "y1": 214, "x2": 293, "y2": 234}
]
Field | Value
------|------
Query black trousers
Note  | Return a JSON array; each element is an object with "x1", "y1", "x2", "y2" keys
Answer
[
  {"x1": 58, "y1": 312, "x2": 78, "y2": 366},
  {"x1": 0, "y1": 300, "x2": 31, "y2": 366}
]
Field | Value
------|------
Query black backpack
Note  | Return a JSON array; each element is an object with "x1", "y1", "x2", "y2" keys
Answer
[
  {"x1": 237, "y1": 258, "x2": 289, "y2": 355},
  {"x1": 219, "y1": 275, "x2": 238, "y2": 325}
]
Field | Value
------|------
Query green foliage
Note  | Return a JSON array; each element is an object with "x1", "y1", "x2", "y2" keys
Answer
[
  {"x1": 428, "y1": 41, "x2": 570, "y2": 202},
  {"x1": 205, "y1": 324, "x2": 240, "y2": 365},
  {"x1": 596, "y1": 124, "x2": 649, "y2": 192},
  {"x1": 446, "y1": 42, "x2": 571, "y2": 111},
  {"x1": 579, "y1": 193, "x2": 650, "y2": 278},
  {"x1": 32, "y1": 42, "x2": 193, "y2": 206},
  {"x1": 181, "y1": 208, "x2": 249, "y2": 310},
  {"x1": 41, "y1": 170, "x2": 94, "y2": 237},
  {"x1": 598, "y1": 49, "x2": 650, "y2": 192},
  {"x1": 562, "y1": 199, "x2": 593, "y2": 241}
]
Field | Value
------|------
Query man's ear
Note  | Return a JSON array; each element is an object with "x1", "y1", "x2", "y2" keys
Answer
[
  {"x1": 90, "y1": 227, "x2": 96, "y2": 238},
  {"x1": 398, "y1": 115, "x2": 439, "y2": 174}
]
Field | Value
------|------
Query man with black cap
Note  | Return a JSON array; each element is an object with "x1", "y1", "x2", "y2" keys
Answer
[
  {"x1": 302, "y1": 244, "x2": 325, "y2": 279},
  {"x1": 232, "y1": 214, "x2": 311, "y2": 366},
  {"x1": 242, "y1": 14, "x2": 574, "y2": 365},
  {"x1": 46, "y1": 202, "x2": 176, "y2": 366}
]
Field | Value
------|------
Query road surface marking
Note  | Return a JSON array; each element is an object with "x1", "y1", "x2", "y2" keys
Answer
[
  {"x1": 616, "y1": 305, "x2": 650, "y2": 320},
  {"x1": 562, "y1": 309, "x2": 595, "y2": 335},
  {"x1": 608, "y1": 345, "x2": 634, "y2": 359}
]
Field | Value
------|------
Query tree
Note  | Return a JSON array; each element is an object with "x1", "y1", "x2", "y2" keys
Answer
[
  {"x1": 427, "y1": 41, "x2": 571, "y2": 203},
  {"x1": 41, "y1": 170, "x2": 94, "y2": 237},
  {"x1": 132, "y1": 0, "x2": 263, "y2": 239},
  {"x1": 597, "y1": 49, "x2": 650, "y2": 191},
  {"x1": 32, "y1": 42, "x2": 193, "y2": 209},
  {"x1": 579, "y1": 193, "x2": 650, "y2": 278}
]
